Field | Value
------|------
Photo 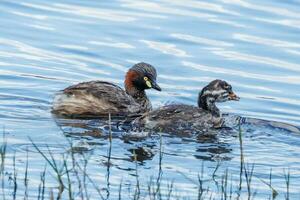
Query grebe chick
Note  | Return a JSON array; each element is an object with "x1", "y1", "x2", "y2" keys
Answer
[
  {"x1": 52, "y1": 62, "x2": 161, "y2": 118},
  {"x1": 132, "y1": 79, "x2": 239, "y2": 135}
]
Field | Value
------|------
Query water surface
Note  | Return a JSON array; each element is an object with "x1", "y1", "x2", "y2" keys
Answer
[{"x1": 0, "y1": 0, "x2": 300, "y2": 199}]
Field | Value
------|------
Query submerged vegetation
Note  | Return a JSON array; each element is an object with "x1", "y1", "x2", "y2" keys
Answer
[{"x1": 0, "y1": 123, "x2": 298, "y2": 200}]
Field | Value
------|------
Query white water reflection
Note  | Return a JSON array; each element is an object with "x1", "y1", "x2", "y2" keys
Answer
[
  {"x1": 182, "y1": 61, "x2": 300, "y2": 85},
  {"x1": 161, "y1": 0, "x2": 241, "y2": 16},
  {"x1": 286, "y1": 49, "x2": 300, "y2": 56},
  {"x1": 212, "y1": 49, "x2": 300, "y2": 73},
  {"x1": 0, "y1": 38, "x2": 128, "y2": 74},
  {"x1": 221, "y1": 0, "x2": 300, "y2": 19},
  {"x1": 160, "y1": 74, "x2": 280, "y2": 93},
  {"x1": 72, "y1": 55, "x2": 128, "y2": 72},
  {"x1": 208, "y1": 18, "x2": 248, "y2": 28},
  {"x1": 27, "y1": 24, "x2": 55, "y2": 31},
  {"x1": 141, "y1": 40, "x2": 192, "y2": 57},
  {"x1": 54, "y1": 3, "x2": 166, "y2": 20},
  {"x1": 56, "y1": 44, "x2": 89, "y2": 51},
  {"x1": 0, "y1": 38, "x2": 86, "y2": 66},
  {"x1": 254, "y1": 17, "x2": 300, "y2": 29},
  {"x1": 171, "y1": 33, "x2": 233, "y2": 47},
  {"x1": 120, "y1": 0, "x2": 216, "y2": 18},
  {"x1": 11, "y1": 11, "x2": 48, "y2": 20},
  {"x1": 233, "y1": 33, "x2": 300, "y2": 48},
  {"x1": 89, "y1": 41, "x2": 135, "y2": 49},
  {"x1": 21, "y1": 2, "x2": 136, "y2": 22}
]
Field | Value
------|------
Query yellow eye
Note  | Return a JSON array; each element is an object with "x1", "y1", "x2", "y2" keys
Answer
[
  {"x1": 146, "y1": 80, "x2": 152, "y2": 88},
  {"x1": 144, "y1": 77, "x2": 152, "y2": 88}
]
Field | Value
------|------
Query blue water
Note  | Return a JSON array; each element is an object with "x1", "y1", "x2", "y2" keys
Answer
[{"x1": 0, "y1": 0, "x2": 300, "y2": 199}]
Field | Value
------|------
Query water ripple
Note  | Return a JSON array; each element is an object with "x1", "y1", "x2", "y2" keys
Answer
[
  {"x1": 212, "y1": 49, "x2": 300, "y2": 73},
  {"x1": 21, "y1": 2, "x2": 136, "y2": 22},
  {"x1": 120, "y1": 0, "x2": 216, "y2": 18},
  {"x1": 233, "y1": 33, "x2": 300, "y2": 48},
  {"x1": 11, "y1": 11, "x2": 48, "y2": 20},
  {"x1": 141, "y1": 40, "x2": 191, "y2": 57},
  {"x1": 89, "y1": 40, "x2": 135, "y2": 49},
  {"x1": 1, "y1": 0, "x2": 300, "y2": 199},
  {"x1": 182, "y1": 61, "x2": 300, "y2": 85},
  {"x1": 162, "y1": 0, "x2": 241, "y2": 16},
  {"x1": 171, "y1": 33, "x2": 233, "y2": 47},
  {"x1": 221, "y1": 0, "x2": 300, "y2": 19}
]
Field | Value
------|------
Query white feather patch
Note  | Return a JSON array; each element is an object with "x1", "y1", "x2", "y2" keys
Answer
[{"x1": 203, "y1": 89, "x2": 226, "y2": 96}]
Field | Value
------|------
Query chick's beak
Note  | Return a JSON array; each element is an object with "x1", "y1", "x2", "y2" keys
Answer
[
  {"x1": 228, "y1": 92, "x2": 240, "y2": 101},
  {"x1": 152, "y1": 81, "x2": 162, "y2": 91}
]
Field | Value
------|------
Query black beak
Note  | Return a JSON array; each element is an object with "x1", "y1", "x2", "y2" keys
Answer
[{"x1": 152, "y1": 81, "x2": 162, "y2": 91}]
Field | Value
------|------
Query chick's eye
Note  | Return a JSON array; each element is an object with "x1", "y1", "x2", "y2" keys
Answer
[
  {"x1": 224, "y1": 85, "x2": 231, "y2": 91},
  {"x1": 144, "y1": 77, "x2": 148, "y2": 81}
]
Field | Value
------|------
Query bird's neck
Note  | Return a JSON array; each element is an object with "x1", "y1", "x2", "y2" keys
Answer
[
  {"x1": 127, "y1": 87, "x2": 151, "y2": 112},
  {"x1": 125, "y1": 70, "x2": 142, "y2": 96},
  {"x1": 198, "y1": 94, "x2": 220, "y2": 117},
  {"x1": 126, "y1": 87, "x2": 146, "y2": 100},
  {"x1": 125, "y1": 70, "x2": 151, "y2": 112}
]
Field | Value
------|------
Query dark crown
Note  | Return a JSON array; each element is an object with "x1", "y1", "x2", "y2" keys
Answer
[{"x1": 130, "y1": 62, "x2": 157, "y2": 81}]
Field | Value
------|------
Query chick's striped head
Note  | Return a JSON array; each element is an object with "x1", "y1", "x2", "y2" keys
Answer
[{"x1": 200, "y1": 79, "x2": 239, "y2": 103}]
